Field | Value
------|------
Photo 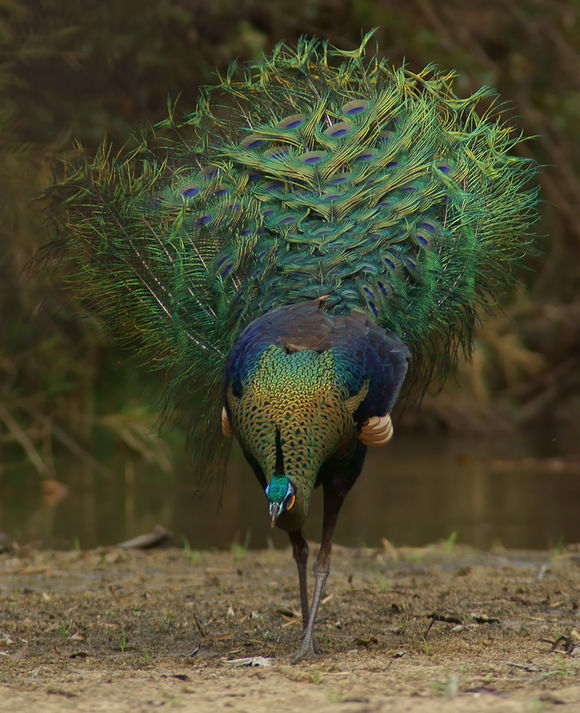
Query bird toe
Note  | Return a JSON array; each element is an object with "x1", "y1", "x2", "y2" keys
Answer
[{"x1": 291, "y1": 638, "x2": 322, "y2": 664}]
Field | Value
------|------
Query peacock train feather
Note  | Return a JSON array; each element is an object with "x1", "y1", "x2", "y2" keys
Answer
[{"x1": 46, "y1": 33, "x2": 538, "y2": 661}]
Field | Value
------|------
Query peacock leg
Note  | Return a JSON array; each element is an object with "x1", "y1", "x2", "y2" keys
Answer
[
  {"x1": 291, "y1": 489, "x2": 344, "y2": 664},
  {"x1": 288, "y1": 530, "x2": 310, "y2": 628}
]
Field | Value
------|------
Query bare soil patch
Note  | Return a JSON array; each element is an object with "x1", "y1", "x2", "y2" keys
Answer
[{"x1": 1, "y1": 543, "x2": 579, "y2": 712}]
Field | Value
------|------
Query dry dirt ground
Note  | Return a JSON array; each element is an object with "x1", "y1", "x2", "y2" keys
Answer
[{"x1": 1, "y1": 542, "x2": 579, "y2": 712}]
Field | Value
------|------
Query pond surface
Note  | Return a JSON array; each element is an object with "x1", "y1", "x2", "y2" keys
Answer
[{"x1": 1, "y1": 431, "x2": 579, "y2": 551}]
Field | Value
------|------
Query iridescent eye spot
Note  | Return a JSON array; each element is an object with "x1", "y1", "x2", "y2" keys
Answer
[
  {"x1": 278, "y1": 114, "x2": 305, "y2": 130},
  {"x1": 342, "y1": 99, "x2": 368, "y2": 115},
  {"x1": 312, "y1": 227, "x2": 334, "y2": 238},
  {"x1": 377, "y1": 130, "x2": 394, "y2": 144},
  {"x1": 201, "y1": 166, "x2": 219, "y2": 180},
  {"x1": 329, "y1": 172, "x2": 352, "y2": 184},
  {"x1": 241, "y1": 134, "x2": 267, "y2": 150},
  {"x1": 180, "y1": 184, "x2": 199, "y2": 198},
  {"x1": 324, "y1": 121, "x2": 351, "y2": 139},
  {"x1": 300, "y1": 150, "x2": 327, "y2": 164},
  {"x1": 322, "y1": 191, "x2": 343, "y2": 202},
  {"x1": 355, "y1": 150, "x2": 375, "y2": 162}
]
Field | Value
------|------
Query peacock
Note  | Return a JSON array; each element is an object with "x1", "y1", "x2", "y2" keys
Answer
[{"x1": 47, "y1": 34, "x2": 538, "y2": 662}]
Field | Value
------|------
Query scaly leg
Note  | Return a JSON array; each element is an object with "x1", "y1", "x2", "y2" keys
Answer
[
  {"x1": 288, "y1": 529, "x2": 310, "y2": 628},
  {"x1": 291, "y1": 489, "x2": 344, "y2": 664}
]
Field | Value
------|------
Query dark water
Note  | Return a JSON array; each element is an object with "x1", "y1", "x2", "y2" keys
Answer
[{"x1": 1, "y1": 432, "x2": 579, "y2": 551}]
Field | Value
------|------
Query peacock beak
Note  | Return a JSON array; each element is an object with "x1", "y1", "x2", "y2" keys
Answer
[{"x1": 268, "y1": 501, "x2": 282, "y2": 527}]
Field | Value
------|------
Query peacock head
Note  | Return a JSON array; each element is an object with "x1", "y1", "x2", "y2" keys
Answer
[{"x1": 265, "y1": 474, "x2": 296, "y2": 526}]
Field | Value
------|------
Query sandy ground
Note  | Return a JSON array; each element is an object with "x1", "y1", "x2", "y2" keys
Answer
[{"x1": 0, "y1": 542, "x2": 579, "y2": 712}]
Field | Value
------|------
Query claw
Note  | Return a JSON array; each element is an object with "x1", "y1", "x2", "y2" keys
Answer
[{"x1": 291, "y1": 638, "x2": 322, "y2": 664}]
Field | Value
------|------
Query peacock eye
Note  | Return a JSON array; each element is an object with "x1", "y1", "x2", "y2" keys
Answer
[{"x1": 285, "y1": 493, "x2": 296, "y2": 511}]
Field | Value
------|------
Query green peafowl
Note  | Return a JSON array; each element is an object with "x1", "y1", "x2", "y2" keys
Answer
[{"x1": 47, "y1": 34, "x2": 538, "y2": 662}]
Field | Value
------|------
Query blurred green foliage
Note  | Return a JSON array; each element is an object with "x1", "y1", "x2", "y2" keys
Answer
[{"x1": 1, "y1": 0, "x2": 579, "y2": 477}]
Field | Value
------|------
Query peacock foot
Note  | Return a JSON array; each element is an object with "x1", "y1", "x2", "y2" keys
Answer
[{"x1": 291, "y1": 637, "x2": 322, "y2": 664}]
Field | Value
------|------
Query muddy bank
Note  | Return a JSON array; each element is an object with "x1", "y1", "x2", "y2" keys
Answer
[{"x1": 1, "y1": 543, "x2": 579, "y2": 712}]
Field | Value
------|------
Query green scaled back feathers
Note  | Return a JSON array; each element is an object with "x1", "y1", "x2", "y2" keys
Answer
[{"x1": 47, "y1": 33, "x2": 538, "y2": 485}]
